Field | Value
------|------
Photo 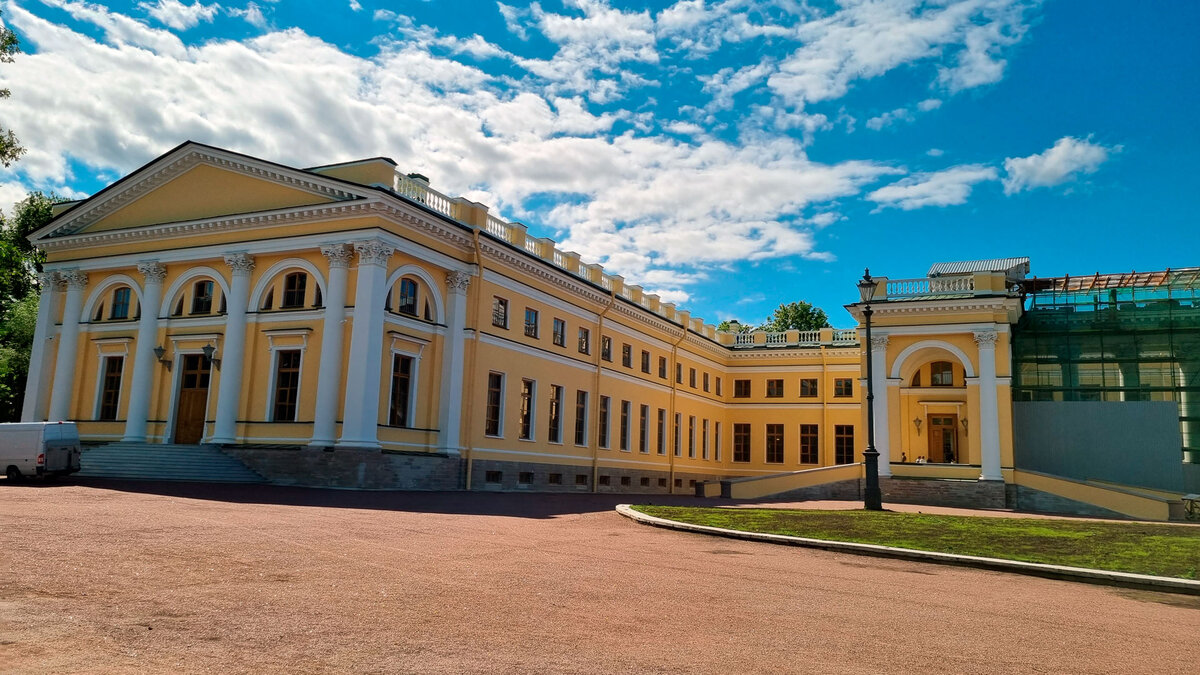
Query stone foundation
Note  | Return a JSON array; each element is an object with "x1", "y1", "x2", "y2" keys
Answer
[
  {"x1": 880, "y1": 476, "x2": 1007, "y2": 509},
  {"x1": 762, "y1": 479, "x2": 863, "y2": 501},
  {"x1": 227, "y1": 446, "x2": 462, "y2": 490},
  {"x1": 467, "y1": 458, "x2": 722, "y2": 494}
]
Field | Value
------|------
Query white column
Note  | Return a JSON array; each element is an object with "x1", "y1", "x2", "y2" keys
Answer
[
  {"x1": 210, "y1": 253, "x2": 255, "y2": 444},
  {"x1": 47, "y1": 270, "x2": 87, "y2": 422},
  {"x1": 310, "y1": 244, "x2": 353, "y2": 448},
  {"x1": 122, "y1": 262, "x2": 166, "y2": 442},
  {"x1": 337, "y1": 240, "x2": 393, "y2": 449},
  {"x1": 436, "y1": 270, "x2": 472, "y2": 455},
  {"x1": 975, "y1": 330, "x2": 1003, "y2": 481},
  {"x1": 870, "y1": 334, "x2": 892, "y2": 476},
  {"x1": 21, "y1": 271, "x2": 61, "y2": 422}
]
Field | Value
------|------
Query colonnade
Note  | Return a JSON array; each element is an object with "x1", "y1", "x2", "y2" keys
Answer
[{"x1": 23, "y1": 239, "x2": 472, "y2": 455}]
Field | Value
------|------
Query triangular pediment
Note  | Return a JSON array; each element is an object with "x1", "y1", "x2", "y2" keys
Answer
[{"x1": 34, "y1": 142, "x2": 374, "y2": 241}]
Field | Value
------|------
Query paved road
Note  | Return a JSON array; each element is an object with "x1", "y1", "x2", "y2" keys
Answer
[{"x1": 1, "y1": 479, "x2": 1197, "y2": 673}]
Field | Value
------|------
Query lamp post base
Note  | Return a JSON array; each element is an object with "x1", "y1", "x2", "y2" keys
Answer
[{"x1": 863, "y1": 449, "x2": 883, "y2": 511}]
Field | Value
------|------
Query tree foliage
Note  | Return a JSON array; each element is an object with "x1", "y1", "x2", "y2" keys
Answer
[
  {"x1": 716, "y1": 319, "x2": 751, "y2": 333},
  {"x1": 759, "y1": 301, "x2": 830, "y2": 332},
  {"x1": 0, "y1": 192, "x2": 62, "y2": 421},
  {"x1": 0, "y1": 12, "x2": 25, "y2": 167}
]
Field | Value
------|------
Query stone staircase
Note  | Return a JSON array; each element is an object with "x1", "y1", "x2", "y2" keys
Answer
[{"x1": 77, "y1": 443, "x2": 266, "y2": 483}]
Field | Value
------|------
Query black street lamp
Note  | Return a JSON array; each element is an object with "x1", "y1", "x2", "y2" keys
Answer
[{"x1": 857, "y1": 269, "x2": 883, "y2": 511}]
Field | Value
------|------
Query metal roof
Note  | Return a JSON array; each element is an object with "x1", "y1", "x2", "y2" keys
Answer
[
  {"x1": 1024, "y1": 268, "x2": 1200, "y2": 293},
  {"x1": 927, "y1": 257, "x2": 1030, "y2": 277}
]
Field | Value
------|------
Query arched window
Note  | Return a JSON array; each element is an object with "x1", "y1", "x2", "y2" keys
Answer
[
  {"x1": 911, "y1": 370, "x2": 921, "y2": 387},
  {"x1": 281, "y1": 272, "x2": 307, "y2": 309},
  {"x1": 261, "y1": 288, "x2": 274, "y2": 311},
  {"x1": 110, "y1": 286, "x2": 131, "y2": 320},
  {"x1": 931, "y1": 361, "x2": 954, "y2": 387},
  {"x1": 191, "y1": 280, "x2": 214, "y2": 314},
  {"x1": 397, "y1": 278, "x2": 418, "y2": 316}
]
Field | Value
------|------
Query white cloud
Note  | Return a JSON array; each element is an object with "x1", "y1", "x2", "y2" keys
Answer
[
  {"x1": 917, "y1": 98, "x2": 942, "y2": 111},
  {"x1": 0, "y1": 2, "x2": 904, "y2": 295},
  {"x1": 229, "y1": 1, "x2": 267, "y2": 29},
  {"x1": 349, "y1": 0, "x2": 361, "y2": 11},
  {"x1": 866, "y1": 107, "x2": 913, "y2": 131},
  {"x1": 139, "y1": 1, "x2": 220, "y2": 31},
  {"x1": 1002, "y1": 136, "x2": 1116, "y2": 194},
  {"x1": 926, "y1": 148, "x2": 945, "y2": 157},
  {"x1": 868, "y1": 164, "x2": 998, "y2": 211}
]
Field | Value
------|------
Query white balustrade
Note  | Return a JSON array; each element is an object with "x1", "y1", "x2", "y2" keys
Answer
[
  {"x1": 797, "y1": 330, "x2": 820, "y2": 344},
  {"x1": 765, "y1": 332, "x2": 788, "y2": 346},
  {"x1": 553, "y1": 250, "x2": 566, "y2": 268},
  {"x1": 734, "y1": 333, "x2": 756, "y2": 346},
  {"x1": 833, "y1": 329, "x2": 858, "y2": 344},
  {"x1": 485, "y1": 214, "x2": 511, "y2": 241},
  {"x1": 930, "y1": 275, "x2": 975, "y2": 293}
]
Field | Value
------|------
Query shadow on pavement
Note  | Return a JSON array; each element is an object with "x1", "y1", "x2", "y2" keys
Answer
[{"x1": 25, "y1": 476, "x2": 749, "y2": 518}]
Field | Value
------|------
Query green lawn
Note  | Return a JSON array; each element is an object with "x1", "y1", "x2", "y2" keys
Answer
[{"x1": 632, "y1": 506, "x2": 1200, "y2": 579}]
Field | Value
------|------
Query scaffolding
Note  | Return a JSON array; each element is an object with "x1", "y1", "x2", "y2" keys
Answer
[{"x1": 1012, "y1": 268, "x2": 1200, "y2": 462}]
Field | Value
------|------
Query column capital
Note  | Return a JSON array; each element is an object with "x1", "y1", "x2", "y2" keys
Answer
[
  {"x1": 446, "y1": 270, "x2": 472, "y2": 295},
  {"x1": 137, "y1": 261, "x2": 167, "y2": 285},
  {"x1": 973, "y1": 330, "x2": 999, "y2": 348},
  {"x1": 353, "y1": 239, "x2": 394, "y2": 267},
  {"x1": 223, "y1": 253, "x2": 256, "y2": 277},
  {"x1": 59, "y1": 269, "x2": 88, "y2": 291},
  {"x1": 869, "y1": 334, "x2": 889, "y2": 351},
  {"x1": 37, "y1": 270, "x2": 60, "y2": 289},
  {"x1": 321, "y1": 243, "x2": 355, "y2": 268}
]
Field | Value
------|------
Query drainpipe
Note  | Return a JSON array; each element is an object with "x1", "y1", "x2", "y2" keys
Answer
[
  {"x1": 667, "y1": 324, "x2": 688, "y2": 494},
  {"x1": 460, "y1": 228, "x2": 484, "y2": 490},
  {"x1": 590, "y1": 290, "x2": 617, "y2": 492}
]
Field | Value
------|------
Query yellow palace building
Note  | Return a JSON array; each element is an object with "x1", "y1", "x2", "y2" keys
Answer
[{"x1": 23, "y1": 142, "x2": 1197, "y2": 518}]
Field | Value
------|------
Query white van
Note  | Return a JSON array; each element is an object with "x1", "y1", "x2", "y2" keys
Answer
[{"x1": 0, "y1": 422, "x2": 82, "y2": 480}]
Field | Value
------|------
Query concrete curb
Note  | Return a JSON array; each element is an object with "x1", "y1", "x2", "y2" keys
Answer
[{"x1": 616, "y1": 504, "x2": 1200, "y2": 596}]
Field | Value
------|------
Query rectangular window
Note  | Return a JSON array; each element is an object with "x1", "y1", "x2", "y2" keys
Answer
[
  {"x1": 656, "y1": 408, "x2": 666, "y2": 455},
  {"x1": 702, "y1": 372, "x2": 710, "y2": 393},
  {"x1": 639, "y1": 404, "x2": 649, "y2": 453},
  {"x1": 715, "y1": 377, "x2": 722, "y2": 397},
  {"x1": 485, "y1": 372, "x2": 504, "y2": 436},
  {"x1": 658, "y1": 356, "x2": 667, "y2": 379},
  {"x1": 834, "y1": 378, "x2": 853, "y2": 397},
  {"x1": 578, "y1": 327, "x2": 590, "y2": 354},
  {"x1": 932, "y1": 362, "x2": 954, "y2": 387},
  {"x1": 835, "y1": 424, "x2": 855, "y2": 464},
  {"x1": 272, "y1": 349, "x2": 302, "y2": 421},
  {"x1": 766, "y1": 424, "x2": 784, "y2": 463},
  {"x1": 734, "y1": 379, "x2": 751, "y2": 398},
  {"x1": 98, "y1": 356, "x2": 124, "y2": 421},
  {"x1": 688, "y1": 416, "x2": 696, "y2": 458},
  {"x1": 674, "y1": 413, "x2": 682, "y2": 457},
  {"x1": 601, "y1": 336, "x2": 612, "y2": 362},
  {"x1": 388, "y1": 354, "x2": 413, "y2": 427},
  {"x1": 396, "y1": 279, "x2": 418, "y2": 316},
  {"x1": 281, "y1": 273, "x2": 306, "y2": 309},
  {"x1": 110, "y1": 287, "x2": 131, "y2": 320},
  {"x1": 733, "y1": 423, "x2": 751, "y2": 462},
  {"x1": 689, "y1": 368, "x2": 697, "y2": 388},
  {"x1": 800, "y1": 424, "x2": 819, "y2": 464},
  {"x1": 619, "y1": 400, "x2": 631, "y2": 451},
  {"x1": 621, "y1": 343, "x2": 632, "y2": 368},
  {"x1": 552, "y1": 318, "x2": 566, "y2": 347},
  {"x1": 524, "y1": 307, "x2": 539, "y2": 338},
  {"x1": 192, "y1": 280, "x2": 214, "y2": 314},
  {"x1": 548, "y1": 384, "x2": 563, "y2": 443},
  {"x1": 676, "y1": 363, "x2": 682, "y2": 384},
  {"x1": 766, "y1": 379, "x2": 784, "y2": 398},
  {"x1": 714, "y1": 422, "x2": 722, "y2": 462},
  {"x1": 492, "y1": 297, "x2": 508, "y2": 328},
  {"x1": 598, "y1": 396, "x2": 611, "y2": 448},
  {"x1": 702, "y1": 419, "x2": 709, "y2": 460},
  {"x1": 574, "y1": 390, "x2": 588, "y2": 445},
  {"x1": 800, "y1": 378, "x2": 818, "y2": 398},
  {"x1": 519, "y1": 379, "x2": 535, "y2": 440},
  {"x1": 641, "y1": 350, "x2": 651, "y2": 374}
]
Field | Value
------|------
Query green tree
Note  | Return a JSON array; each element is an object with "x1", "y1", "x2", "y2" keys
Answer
[
  {"x1": 759, "y1": 301, "x2": 830, "y2": 332},
  {"x1": 716, "y1": 319, "x2": 751, "y2": 333},
  {"x1": 0, "y1": 11, "x2": 25, "y2": 167},
  {"x1": 0, "y1": 192, "x2": 63, "y2": 421},
  {"x1": 0, "y1": 291, "x2": 36, "y2": 420}
]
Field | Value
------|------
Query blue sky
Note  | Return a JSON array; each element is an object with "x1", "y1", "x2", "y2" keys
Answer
[{"x1": 0, "y1": 1, "x2": 1197, "y2": 328}]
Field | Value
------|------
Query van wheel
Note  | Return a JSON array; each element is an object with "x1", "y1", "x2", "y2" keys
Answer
[{"x1": 5, "y1": 466, "x2": 21, "y2": 482}]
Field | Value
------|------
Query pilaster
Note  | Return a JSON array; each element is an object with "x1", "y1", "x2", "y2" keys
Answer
[
  {"x1": 310, "y1": 244, "x2": 354, "y2": 448},
  {"x1": 436, "y1": 270, "x2": 472, "y2": 455},
  {"x1": 337, "y1": 240, "x2": 393, "y2": 449},
  {"x1": 48, "y1": 270, "x2": 87, "y2": 422},
  {"x1": 975, "y1": 330, "x2": 1003, "y2": 481},
  {"x1": 870, "y1": 334, "x2": 891, "y2": 476}
]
